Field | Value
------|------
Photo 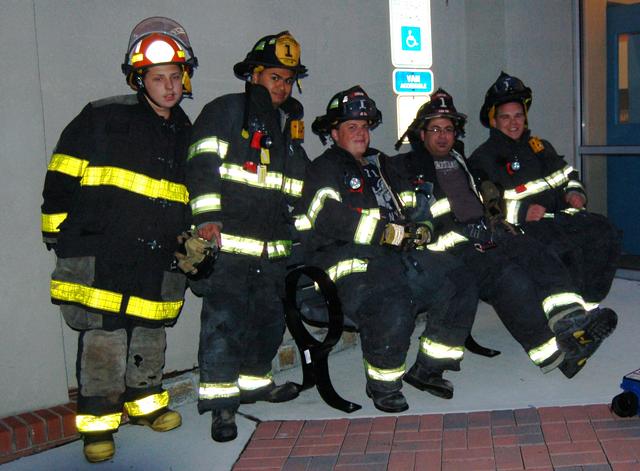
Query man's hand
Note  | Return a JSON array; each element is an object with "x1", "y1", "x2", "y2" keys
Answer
[
  {"x1": 198, "y1": 223, "x2": 222, "y2": 247},
  {"x1": 525, "y1": 204, "x2": 546, "y2": 222},
  {"x1": 565, "y1": 192, "x2": 586, "y2": 209}
]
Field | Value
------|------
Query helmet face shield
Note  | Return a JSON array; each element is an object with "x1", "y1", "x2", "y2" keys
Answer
[{"x1": 122, "y1": 16, "x2": 197, "y2": 96}]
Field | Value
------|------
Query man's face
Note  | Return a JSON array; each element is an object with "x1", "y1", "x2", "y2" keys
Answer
[
  {"x1": 252, "y1": 67, "x2": 295, "y2": 108},
  {"x1": 142, "y1": 64, "x2": 183, "y2": 118},
  {"x1": 331, "y1": 120, "x2": 370, "y2": 160},
  {"x1": 495, "y1": 102, "x2": 526, "y2": 140},
  {"x1": 420, "y1": 117, "x2": 455, "y2": 157}
]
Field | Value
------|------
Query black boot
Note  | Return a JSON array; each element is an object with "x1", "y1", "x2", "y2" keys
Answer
[
  {"x1": 211, "y1": 409, "x2": 237, "y2": 442},
  {"x1": 365, "y1": 379, "x2": 409, "y2": 413},
  {"x1": 404, "y1": 363, "x2": 454, "y2": 399},
  {"x1": 240, "y1": 382, "x2": 299, "y2": 404},
  {"x1": 553, "y1": 307, "x2": 618, "y2": 379}
]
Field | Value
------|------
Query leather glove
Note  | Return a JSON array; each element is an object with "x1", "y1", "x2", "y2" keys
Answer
[
  {"x1": 174, "y1": 231, "x2": 216, "y2": 276},
  {"x1": 380, "y1": 222, "x2": 432, "y2": 250}
]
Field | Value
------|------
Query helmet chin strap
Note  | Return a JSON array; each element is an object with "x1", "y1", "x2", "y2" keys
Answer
[{"x1": 135, "y1": 73, "x2": 183, "y2": 116}]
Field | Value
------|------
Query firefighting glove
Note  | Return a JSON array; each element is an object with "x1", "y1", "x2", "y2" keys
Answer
[
  {"x1": 380, "y1": 222, "x2": 432, "y2": 251},
  {"x1": 174, "y1": 231, "x2": 216, "y2": 276},
  {"x1": 479, "y1": 180, "x2": 518, "y2": 235}
]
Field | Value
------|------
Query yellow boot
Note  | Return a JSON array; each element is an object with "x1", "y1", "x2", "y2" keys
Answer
[
  {"x1": 129, "y1": 408, "x2": 182, "y2": 432},
  {"x1": 83, "y1": 431, "x2": 115, "y2": 463}
]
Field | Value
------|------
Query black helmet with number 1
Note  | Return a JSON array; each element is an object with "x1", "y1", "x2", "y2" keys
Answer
[{"x1": 233, "y1": 31, "x2": 307, "y2": 81}]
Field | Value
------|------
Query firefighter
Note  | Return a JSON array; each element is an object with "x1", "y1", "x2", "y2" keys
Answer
[
  {"x1": 299, "y1": 85, "x2": 479, "y2": 412},
  {"x1": 41, "y1": 17, "x2": 197, "y2": 463},
  {"x1": 391, "y1": 88, "x2": 618, "y2": 380},
  {"x1": 470, "y1": 72, "x2": 621, "y2": 303},
  {"x1": 186, "y1": 31, "x2": 309, "y2": 442}
]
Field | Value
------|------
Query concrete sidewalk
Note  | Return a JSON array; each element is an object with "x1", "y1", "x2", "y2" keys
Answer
[{"x1": 2, "y1": 277, "x2": 638, "y2": 470}]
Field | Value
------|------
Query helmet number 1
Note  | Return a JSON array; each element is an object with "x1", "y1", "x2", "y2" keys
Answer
[{"x1": 284, "y1": 44, "x2": 292, "y2": 58}]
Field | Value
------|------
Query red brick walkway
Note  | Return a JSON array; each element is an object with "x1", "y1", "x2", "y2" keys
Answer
[{"x1": 234, "y1": 404, "x2": 640, "y2": 470}]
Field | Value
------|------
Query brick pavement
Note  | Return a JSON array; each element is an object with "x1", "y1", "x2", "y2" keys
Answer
[{"x1": 234, "y1": 404, "x2": 640, "y2": 471}]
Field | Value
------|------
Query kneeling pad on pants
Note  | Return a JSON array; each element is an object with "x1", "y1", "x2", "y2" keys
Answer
[
  {"x1": 80, "y1": 329, "x2": 127, "y2": 398},
  {"x1": 126, "y1": 326, "x2": 166, "y2": 389}
]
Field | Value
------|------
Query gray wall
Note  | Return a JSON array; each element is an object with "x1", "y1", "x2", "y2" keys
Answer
[{"x1": 0, "y1": 0, "x2": 576, "y2": 417}]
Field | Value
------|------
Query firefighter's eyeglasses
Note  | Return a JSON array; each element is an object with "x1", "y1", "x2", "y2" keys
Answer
[{"x1": 425, "y1": 126, "x2": 455, "y2": 135}]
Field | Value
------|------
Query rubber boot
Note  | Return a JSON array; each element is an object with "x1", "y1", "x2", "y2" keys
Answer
[
  {"x1": 83, "y1": 431, "x2": 115, "y2": 463},
  {"x1": 552, "y1": 307, "x2": 618, "y2": 379},
  {"x1": 240, "y1": 382, "x2": 299, "y2": 404},
  {"x1": 403, "y1": 363, "x2": 454, "y2": 399},
  {"x1": 211, "y1": 408, "x2": 237, "y2": 442},
  {"x1": 365, "y1": 379, "x2": 409, "y2": 413},
  {"x1": 129, "y1": 407, "x2": 182, "y2": 432}
]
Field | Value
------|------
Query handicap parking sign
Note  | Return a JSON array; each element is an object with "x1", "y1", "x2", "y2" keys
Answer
[{"x1": 401, "y1": 26, "x2": 421, "y2": 51}]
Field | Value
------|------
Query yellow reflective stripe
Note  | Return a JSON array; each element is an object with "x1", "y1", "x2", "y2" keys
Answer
[
  {"x1": 542, "y1": 292, "x2": 588, "y2": 316},
  {"x1": 124, "y1": 390, "x2": 170, "y2": 417},
  {"x1": 430, "y1": 198, "x2": 451, "y2": 218},
  {"x1": 48, "y1": 153, "x2": 89, "y2": 177},
  {"x1": 399, "y1": 191, "x2": 416, "y2": 208},
  {"x1": 76, "y1": 413, "x2": 122, "y2": 433},
  {"x1": 528, "y1": 337, "x2": 559, "y2": 365},
  {"x1": 294, "y1": 214, "x2": 312, "y2": 231},
  {"x1": 190, "y1": 193, "x2": 221, "y2": 215},
  {"x1": 81, "y1": 167, "x2": 188, "y2": 204},
  {"x1": 364, "y1": 360, "x2": 405, "y2": 382},
  {"x1": 419, "y1": 336, "x2": 464, "y2": 360},
  {"x1": 325, "y1": 258, "x2": 369, "y2": 282},
  {"x1": 362, "y1": 208, "x2": 381, "y2": 219},
  {"x1": 283, "y1": 176, "x2": 304, "y2": 197},
  {"x1": 566, "y1": 180, "x2": 585, "y2": 191},
  {"x1": 238, "y1": 373, "x2": 273, "y2": 391},
  {"x1": 307, "y1": 187, "x2": 342, "y2": 226},
  {"x1": 219, "y1": 163, "x2": 284, "y2": 190},
  {"x1": 266, "y1": 240, "x2": 292, "y2": 258},
  {"x1": 354, "y1": 212, "x2": 380, "y2": 245},
  {"x1": 188, "y1": 136, "x2": 229, "y2": 160},
  {"x1": 42, "y1": 213, "x2": 67, "y2": 233},
  {"x1": 426, "y1": 231, "x2": 468, "y2": 251},
  {"x1": 51, "y1": 280, "x2": 122, "y2": 313},
  {"x1": 125, "y1": 296, "x2": 183, "y2": 321},
  {"x1": 199, "y1": 382, "x2": 240, "y2": 399},
  {"x1": 504, "y1": 199, "x2": 521, "y2": 225}
]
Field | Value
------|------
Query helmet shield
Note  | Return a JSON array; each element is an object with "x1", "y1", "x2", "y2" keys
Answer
[
  {"x1": 127, "y1": 17, "x2": 193, "y2": 56},
  {"x1": 312, "y1": 85, "x2": 382, "y2": 143},
  {"x1": 234, "y1": 31, "x2": 307, "y2": 80},
  {"x1": 480, "y1": 71, "x2": 532, "y2": 128}
]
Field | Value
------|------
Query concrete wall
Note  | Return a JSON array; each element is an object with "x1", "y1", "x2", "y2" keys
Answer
[{"x1": 0, "y1": 0, "x2": 578, "y2": 417}]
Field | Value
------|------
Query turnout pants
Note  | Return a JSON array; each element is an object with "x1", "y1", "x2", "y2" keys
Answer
[
  {"x1": 62, "y1": 305, "x2": 168, "y2": 434},
  {"x1": 523, "y1": 211, "x2": 621, "y2": 303},
  {"x1": 191, "y1": 253, "x2": 286, "y2": 412}
]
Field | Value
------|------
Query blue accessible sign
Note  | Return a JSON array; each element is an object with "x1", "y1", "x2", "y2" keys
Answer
[{"x1": 393, "y1": 69, "x2": 434, "y2": 95}]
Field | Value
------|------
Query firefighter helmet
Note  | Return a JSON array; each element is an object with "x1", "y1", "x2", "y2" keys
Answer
[
  {"x1": 122, "y1": 16, "x2": 198, "y2": 97},
  {"x1": 480, "y1": 71, "x2": 532, "y2": 128},
  {"x1": 312, "y1": 85, "x2": 382, "y2": 144},
  {"x1": 395, "y1": 88, "x2": 466, "y2": 150},
  {"x1": 233, "y1": 31, "x2": 307, "y2": 80}
]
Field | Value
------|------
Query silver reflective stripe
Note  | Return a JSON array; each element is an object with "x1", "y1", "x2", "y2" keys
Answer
[
  {"x1": 426, "y1": 231, "x2": 468, "y2": 251},
  {"x1": 528, "y1": 337, "x2": 559, "y2": 365},
  {"x1": 354, "y1": 212, "x2": 380, "y2": 245},
  {"x1": 198, "y1": 382, "x2": 240, "y2": 399},
  {"x1": 419, "y1": 336, "x2": 464, "y2": 360},
  {"x1": 294, "y1": 214, "x2": 312, "y2": 231},
  {"x1": 503, "y1": 166, "x2": 574, "y2": 201},
  {"x1": 188, "y1": 137, "x2": 229, "y2": 160},
  {"x1": 325, "y1": 258, "x2": 368, "y2": 282},
  {"x1": 364, "y1": 360, "x2": 406, "y2": 382},
  {"x1": 430, "y1": 198, "x2": 451, "y2": 218},
  {"x1": 238, "y1": 374, "x2": 273, "y2": 391},
  {"x1": 504, "y1": 199, "x2": 521, "y2": 225},
  {"x1": 266, "y1": 240, "x2": 292, "y2": 258},
  {"x1": 190, "y1": 193, "x2": 221, "y2": 215},
  {"x1": 219, "y1": 163, "x2": 284, "y2": 190},
  {"x1": 307, "y1": 187, "x2": 342, "y2": 225},
  {"x1": 542, "y1": 292, "x2": 589, "y2": 316},
  {"x1": 283, "y1": 176, "x2": 304, "y2": 197},
  {"x1": 399, "y1": 191, "x2": 416, "y2": 208}
]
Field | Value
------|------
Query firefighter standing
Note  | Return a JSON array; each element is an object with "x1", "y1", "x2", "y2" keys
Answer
[
  {"x1": 186, "y1": 32, "x2": 309, "y2": 442},
  {"x1": 391, "y1": 88, "x2": 618, "y2": 380},
  {"x1": 299, "y1": 86, "x2": 479, "y2": 411},
  {"x1": 41, "y1": 17, "x2": 197, "y2": 463},
  {"x1": 470, "y1": 72, "x2": 621, "y2": 303}
]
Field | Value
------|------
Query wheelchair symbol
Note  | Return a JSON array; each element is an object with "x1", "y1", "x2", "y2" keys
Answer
[{"x1": 401, "y1": 26, "x2": 421, "y2": 51}]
